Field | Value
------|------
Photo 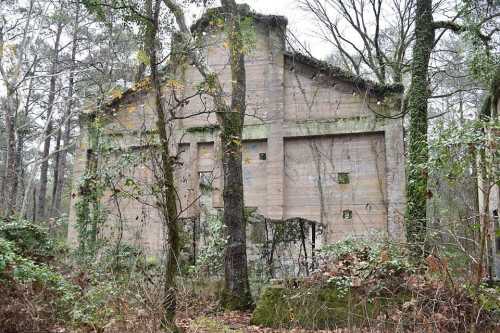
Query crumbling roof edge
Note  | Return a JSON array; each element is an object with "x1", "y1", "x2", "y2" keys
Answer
[
  {"x1": 190, "y1": 4, "x2": 288, "y2": 34},
  {"x1": 284, "y1": 51, "x2": 404, "y2": 98},
  {"x1": 102, "y1": 66, "x2": 172, "y2": 111}
]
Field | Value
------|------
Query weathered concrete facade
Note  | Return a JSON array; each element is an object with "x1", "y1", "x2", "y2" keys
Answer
[{"x1": 68, "y1": 7, "x2": 406, "y2": 261}]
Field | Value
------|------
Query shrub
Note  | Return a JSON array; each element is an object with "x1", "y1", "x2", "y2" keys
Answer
[
  {"x1": 0, "y1": 232, "x2": 78, "y2": 332},
  {"x1": 252, "y1": 237, "x2": 500, "y2": 332},
  {"x1": 0, "y1": 219, "x2": 56, "y2": 262}
]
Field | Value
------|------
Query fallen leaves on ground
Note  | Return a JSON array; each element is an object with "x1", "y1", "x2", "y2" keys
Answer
[{"x1": 176, "y1": 311, "x2": 373, "y2": 333}]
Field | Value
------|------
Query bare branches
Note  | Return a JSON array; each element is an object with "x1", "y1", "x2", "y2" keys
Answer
[{"x1": 299, "y1": 0, "x2": 415, "y2": 84}]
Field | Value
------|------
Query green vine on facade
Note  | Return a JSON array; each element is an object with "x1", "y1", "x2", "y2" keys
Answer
[{"x1": 75, "y1": 114, "x2": 107, "y2": 258}]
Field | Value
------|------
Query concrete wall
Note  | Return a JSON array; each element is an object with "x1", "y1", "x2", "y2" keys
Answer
[
  {"x1": 68, "y1": 14, "x2": 406, "y2": 258},
  {"x1": 284, "y1": 133, "x2": 387, "y2": 243}
]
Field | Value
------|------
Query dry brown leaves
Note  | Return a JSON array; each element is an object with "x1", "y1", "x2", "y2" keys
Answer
[{"x1": 176, "y1": 311, "x2": 377, "y2": 333}]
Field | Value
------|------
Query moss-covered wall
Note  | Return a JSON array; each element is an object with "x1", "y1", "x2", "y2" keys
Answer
[{"x1": 251, "y1": 284, "x2": 406, "y2": 330}]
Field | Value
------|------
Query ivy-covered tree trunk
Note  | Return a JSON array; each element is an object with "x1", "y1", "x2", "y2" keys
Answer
[
  {"x1": 162, "y1": 0, "x2": 252, "y2": 311},
  {"x1": 220, "y1": 112, "x2": 252, "y2": 309},
  {"x1": 405, "y1": 0, "x2": 435, "y2": 247},
  {"x1": 219, "y1": 0, "x2": 253, "y2": 310},
  {"x1": 145, "y1": 0, "x2": 180, "y2": 330}
]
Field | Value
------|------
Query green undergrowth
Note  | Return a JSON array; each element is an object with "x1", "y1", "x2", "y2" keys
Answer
[
  {"x1": 0, "y1": 220, "x2": 78, "y2": 332},
  {"x1": 251, "y1": 283, "x2": 406, "y2": 330},
  {"x1": 0, "y1": 218, "x2": 161, "y2": 332},
  {"x1": 251, "y1": 236, "x2": 500, "y2": 331}
]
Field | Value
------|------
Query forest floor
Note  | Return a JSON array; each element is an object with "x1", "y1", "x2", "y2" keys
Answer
[
  {"x1": 176, "y1": 311, "x2": 321, "y2": 332},
  {"x1": 2, "y1": 220, "x2": 499, "y2": 333},
  {"x1": 175, "y1": 311, "x2": 369, "y2": 333}
]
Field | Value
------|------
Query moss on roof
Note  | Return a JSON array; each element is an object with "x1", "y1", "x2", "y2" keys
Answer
[
  {"x1": 190, "y1": 4, "x2": 287, "y2": 34},
  {"x1": 284, "y1": 51, "x2": 404, "y2": 98},
  {"x1": 104, "y1": 8, "x2": 401, "y2": 110},
  {"x1": 103, "y1": 67, "x2": 171, "y2": 110}
]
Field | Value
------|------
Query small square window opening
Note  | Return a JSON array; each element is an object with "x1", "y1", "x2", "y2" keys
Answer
[
  {"x1": 338, "y1": 172, "x2": 350, "y2": 184},
  {"x1": 259, "y1": 153, "x2": 267, "y2": 160},
  {"x1": 342, "y1": 209, "x2": 352, "y2": 220}
]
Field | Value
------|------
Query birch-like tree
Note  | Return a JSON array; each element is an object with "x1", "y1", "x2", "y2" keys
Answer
[{"x1": 0, "y1": 0, "x2": 38, "y2": 217}]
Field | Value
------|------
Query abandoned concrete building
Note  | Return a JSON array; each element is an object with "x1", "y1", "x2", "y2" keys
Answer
[{"x1": 68, "y1": 6, "x2": 406, "y2": 272}]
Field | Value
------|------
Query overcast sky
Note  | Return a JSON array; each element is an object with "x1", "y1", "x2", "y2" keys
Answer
[{"x1": 234, "y1": 0, "x2": 330, "y2": 59}]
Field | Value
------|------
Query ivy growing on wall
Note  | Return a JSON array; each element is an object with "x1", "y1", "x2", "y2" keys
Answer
[{"x1": 75, "y1": 114, "x2": 107, "y2": 258}]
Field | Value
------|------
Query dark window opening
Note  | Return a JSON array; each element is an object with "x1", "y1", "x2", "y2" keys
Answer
[
  {"x1": 338, "y1": 172, "x2": 350, "y2": 184},
  {"x1": 343, "y1": 209, "x2": 352, "y2": 220},
  {"x1": 494, "y1": 209, "x2": 499, "y2": 252},
  {"x1": 199, "y1": 172, "x2": 213, "y2": 193},
  {"x1": 259, "y1": 153, "x2": 267, "y2": 160}
]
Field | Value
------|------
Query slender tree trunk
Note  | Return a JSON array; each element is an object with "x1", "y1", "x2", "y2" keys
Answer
[
  {"x1": 32, "y1": 187, "x2": 37, "y2": 223},
  {"x1": 16, "y1": 63, "x2": 37, "y2": 212},
  {"x1": 19, "y1": 98, "x2": 58, "y2": 218},
  {"x1": 145, "y1": 0, "x2": 180, "y2": 330},
  {"x1": 37, "y1": 20, "x2": 63, "y2": 221},
  {"x1": 1, "y1": 90, "x2": 19, "y2": 217},
  {"x1": 37, "y1": 120, "x2": 53, "y2": 221},
  {"x1": 51, "y1": 6, "x2": 79, "y2": 217},
  {"x1": 0, "y1": 0, "x2": 35, "y2": 218},
  {"x1": 405, "y1": 0, "x2": 435, "y2": 248},
  {"x1": 51, "y1": 127, "x2": 62, "y2": 216},
  {"x1": 16, "y1": 122, "x2": 25, "y2": 212},
  {"x1": 219, "y1": 0, "x2": 252, "y2": 310}
]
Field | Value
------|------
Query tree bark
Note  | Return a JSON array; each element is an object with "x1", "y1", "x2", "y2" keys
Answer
[
  {"x1": 405, "y1": 0, "x2": 435, "y2": 248},
  {"x1": 0, "y1": 0, "x2": 35, "y2": 218},
  {"x1": 51, "y1": 4, "x2": 80, "y2": 217},
  {"x1": 219, "y1": 0, "x2": 252, "y2": 310},
  {"x1": 16, "y1": 62, "x2": 37, "y2": 213},
  {"x1": 51, "y1": 126, "x2": 62, "y2": 217},
  {"x1": 1, "y1": 90, "x2": 19, "y2": 217},
  {"x1": 145, "y1": 0, "x2": 180, "y2": 330},
  {"x1": 162, "y1": 0, "x2": 253, "y2": 310},
  {"x1": 37, "y1": 20, "x2": 63, "y2": 221}
]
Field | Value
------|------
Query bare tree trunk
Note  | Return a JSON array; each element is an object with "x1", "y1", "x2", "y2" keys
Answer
[
  {"x1": 38, "y1": 120, "x2": 53, "y2": 220},
  {"x1": 51, "y1": 127, "x2": 62, "y2": 217},
  {"x1": 16, "y1": 61, "x2": 37, "y2": 213},
  {"x1": 1, "y1": 90, "x2": 19, "y2": 217},
  {"x1": 145, "y1": 0, "x2": 180, "y2": 330},
  {"x1": 37, "y1": 20, "x2": 63, "y2": 221},
  {"x1": 51, "y1": 6, "x2": 79, "y2": 217},
  {"x1": 219, "y1": 0, "x2": 252, "y2": 310},
  {"x1": 0, "y1": 0, "x2": 35, "y2": 218}
]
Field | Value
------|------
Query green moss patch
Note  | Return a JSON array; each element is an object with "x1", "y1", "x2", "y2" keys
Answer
[{"x1": 251, "y1": 283, "x2": 404, "y2": 330}]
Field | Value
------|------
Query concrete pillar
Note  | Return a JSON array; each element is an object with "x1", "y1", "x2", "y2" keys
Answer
[
  {"x1": 67, "y1": 112, "x2": 92, "y2": 245},
  {"x1": 265, "y1": 24, "x2": 286, "y2": 219},
  {"x1": 213, "y1": 135, "x2": 224, "y2": 208},
  {"x1": 188, "y1": 140, "x2": 199, "y2": 217},
  {"x1": 384, "y1": 118, "x2": 406, "y2": 239},
  {"x1": 266, "y1": 133, "x2": 284, "y2": 219}
]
